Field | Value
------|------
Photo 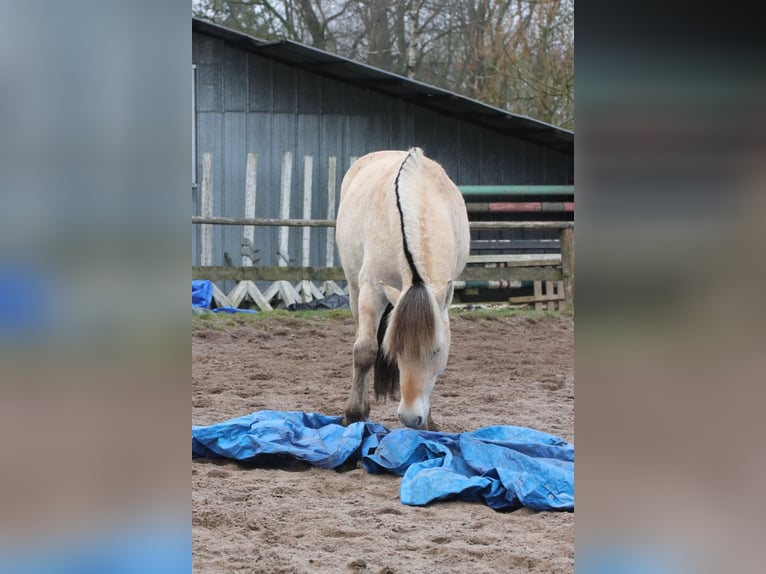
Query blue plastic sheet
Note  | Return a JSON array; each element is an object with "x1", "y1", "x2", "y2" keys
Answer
[
  {"x1": 211, "y1": 306, "x2": 258, "y2": 314},
  {"x1": 193, "y1": 410, "x2": 573, "y2": 511},
  {"x1": 0, "y1": 267, "x2": 54, "y2": 341},
  {"x1": 192, "y1": 280, "x2": 213, "y2": 309},
  {"x1": 193, "y1": 411, "x2": 386, "y2": 469},
  {"x1": 192, "y1": 280, "x2": 258, "y2": 314},
  {"x1": 0, "y1": 522, "x2": 190, "y2": 574}
]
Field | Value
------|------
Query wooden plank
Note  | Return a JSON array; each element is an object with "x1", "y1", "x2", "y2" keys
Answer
[
  {"x1": 508, "y1": 293, "x2": 565, "y2": 304},
  {"x1": 211, "y1": 283, "x2": 233, "y2": 308},
  {"x1": 226, "y1": 280, "x2": 273, "y2": 311},
  {"x1": 297, "y1": 280, "x2": 313, "y2": 303},
  {"x1": 194, "y1": 265, "x2": 562, "y2": 284},
  {"x1": 533, "y1": 281, "x2": 543, "y2": 311},
  {"x1": 226, "y1": 280, "x2": 249, "y2": 307},
  {"x1": 192, "y1": 217, "x2": 573, "y2": 231},
  {"x1": 322, "y1": 281, "x2": 346, "y2": 296},
  {"x1": 297, "y1": 280, "x2": 324, "y2": 302},
  {"x1": 459, "y1": 266, "x2": 562, "y2": 282},
  {"x1": 296, "y1": 115, "x2": 321, "y2": 266},
  {"x1": 222, "y1": 113, "x2": 247, "y2": 268},
  {"x1": 453, "y1": 280, "x2": 522, "y2": 290},
  {"x1": 245, "y1": 281, "x2": 273, "y2": 311},
  {"x1": 244, "y1": 112, "x2": 273, "y2": 264},
  {"x1": 301, "y1": 155, "x2": 313, "y2": 267},
  {"x1": 193, "y1": 216, "x2": 336, "y2": 227},
  {"x1": 277, "y1": 281, "x2": 300, "y2": 307},
  {"x1": 545, "y1": 280, "x2": 556, "y2": 310},
  {"x1": 325, "y1": 156, "x2": 337, "y2": 267},
  {"x1": 470, "y1": 239, "x2": 560, "y2": 252},
  {"x1": 559, "y1": 227, "x2": 574, "y2": 310},
  {"x1": 192, "y1": 65, "x2": 197, "y2": 184},
  {"x1": 278, "y1": 151, "x2": 293, "y2": 266},
  {"x1": 261, "y1": 282, "x2": 281, "y2": 304},
  {"x1": 200, "y1": 152, "x2": 213, "y2": 266},
  {"x1": 242, "y1": 153, "x2": 257, "y2": 266},
  {"x1": 193, "y1": 266, "x2": 346, "y2": 282},
  {"x1": 467, "y1": 254, "x2": 561, "y2": 265}
]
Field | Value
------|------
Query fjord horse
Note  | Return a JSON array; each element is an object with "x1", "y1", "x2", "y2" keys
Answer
[{"x1": 336, "y1": 148, "x2": 470, "y2": 430}]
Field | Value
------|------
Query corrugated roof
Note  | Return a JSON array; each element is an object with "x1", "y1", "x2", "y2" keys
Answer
[{"x1": 193, "y1": 17, "x2": 573, "y2": 153}]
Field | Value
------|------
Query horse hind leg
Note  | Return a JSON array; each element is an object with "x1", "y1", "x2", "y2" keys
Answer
[
  {"x1": 343, "y1": 285, "x2": 383, "y2": 425},
  {"x1": 373, "y1": 303, "x2": 399, "y2": 401}
]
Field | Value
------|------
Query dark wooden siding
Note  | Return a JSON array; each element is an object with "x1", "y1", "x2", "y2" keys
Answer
[{"x1": 192, "y1": 30, "x2": 573, "y2": 267}]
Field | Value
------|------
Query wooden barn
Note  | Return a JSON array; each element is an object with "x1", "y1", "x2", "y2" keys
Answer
[{"x1": 192, "y1": 17, "x2": 574, "y2": 309}]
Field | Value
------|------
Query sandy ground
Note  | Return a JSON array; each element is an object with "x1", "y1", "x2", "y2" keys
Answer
[{"x1": 192, "y1": 309, "x2": 574, "y2": 573}]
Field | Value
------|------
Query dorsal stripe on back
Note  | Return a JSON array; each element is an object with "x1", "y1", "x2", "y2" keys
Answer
[{"x1": 393, "y1": 149, "x2": 424, "y2": 284}]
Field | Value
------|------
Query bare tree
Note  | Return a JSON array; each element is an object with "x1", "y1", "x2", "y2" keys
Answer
[{"x1": 192, "y1": 0, "x2": 574, "y2": 129}]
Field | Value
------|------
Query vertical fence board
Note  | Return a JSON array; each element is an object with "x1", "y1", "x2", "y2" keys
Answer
[
  {"x1": 325, "y1": 156, "x2": 337, "y2": 267},
  {"x1": 533, "y1": 281, "x2": 543, "y2": 311},
  {"x1": 559, "y1": 227, "x2": 574, "y2": 310},
  {"x1": 545, "y1": 280, "x2": 555, "y2": 310},
  {"x1": 200, "y1": 152, "x2": 213, "y2": 266},
  {"x1": 242, "y1": 153, "x2": 257, "y2": 266},
  {"x1": 278, "y1": 151, "x2": 293, "y2": 266},
  {"x1": 301, "y1": 155, "x2": 314, "y2": 267}
]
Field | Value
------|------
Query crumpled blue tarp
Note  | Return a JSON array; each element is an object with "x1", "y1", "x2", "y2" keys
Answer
[
  {"x1": 192, "y1": 280, "x2": 258, "y2": 314},
  {"x1": 193, "y1": 410, "x2": 573, "y2": 511},
  {"x1": 192, "y1": 280, "x2": 213, "y2": 309},
  {"x1": 193, "y1": 410, "x2": 386, "y2": 469}
]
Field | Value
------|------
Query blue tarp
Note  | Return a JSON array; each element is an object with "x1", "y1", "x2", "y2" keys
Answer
[
  {"x1": 192, "y1": 280, "x2": 258, "y2": 314},
  {"x1": 192, "y1": 280, "x2": 213, "y2": 309},
  {"x1": 192, "y1": 410, "x2": 573, "y2": 511}
]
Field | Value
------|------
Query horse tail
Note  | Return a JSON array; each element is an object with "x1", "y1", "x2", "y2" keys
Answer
[
  {"x1": 384, "y1": 281, "x2": 438, "y2": 362},
  {"x1": 385, "y1": 147, "x2": 439, "y2": 361},
  {"x1": 374, "y1": 303, "x2": 399, "y2": 400}
]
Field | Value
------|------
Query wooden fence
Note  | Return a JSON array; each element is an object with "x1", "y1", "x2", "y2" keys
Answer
[
  {"x1": 192, "y1": 217, "x2": 573, "y2": 311},
  {"x1": 192, "y1": 152, "x2": 573, "y2": 311}
]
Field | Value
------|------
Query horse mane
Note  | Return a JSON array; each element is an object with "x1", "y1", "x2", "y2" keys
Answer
[{"x1": 384, "y1": 147, "x2": 441, "y2": 363}]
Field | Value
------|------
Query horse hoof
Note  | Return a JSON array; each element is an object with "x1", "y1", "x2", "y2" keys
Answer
[{"x1": 342, "y1": 411, "x2": 368, "y2": 426}]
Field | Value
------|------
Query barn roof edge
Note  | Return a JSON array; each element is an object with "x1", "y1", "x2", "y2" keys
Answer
[{"x1": 192, "y1": 17, "x2": 573, "y2": 153}]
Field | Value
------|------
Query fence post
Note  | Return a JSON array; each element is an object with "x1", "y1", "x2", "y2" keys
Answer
[
  {"x1": 559, "y1": 227, "x2": 574, "y2": 310},
  {"x1": 301, "y1": 155, "x2": 313, "y2": 266},
  {"x1": 325, "y1": 156, "x2": 337, "y2": 267},
  {"x1": 297, "y1": 155, "x2": 317, "y2": 302},
  {"x1": 242, "y1": 153, "x2": 257, "y2": 266},
  {"x1": 278, "y1": 151, "x2": 293, "y2": 267},
  {"x1": 200, "y1": 152, "x2": 213, "y2": 266}
]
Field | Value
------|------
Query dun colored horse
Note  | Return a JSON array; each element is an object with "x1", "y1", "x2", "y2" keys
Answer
[{"x1": 336, "y1": 148, "x2": 470, "y2": 430}]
